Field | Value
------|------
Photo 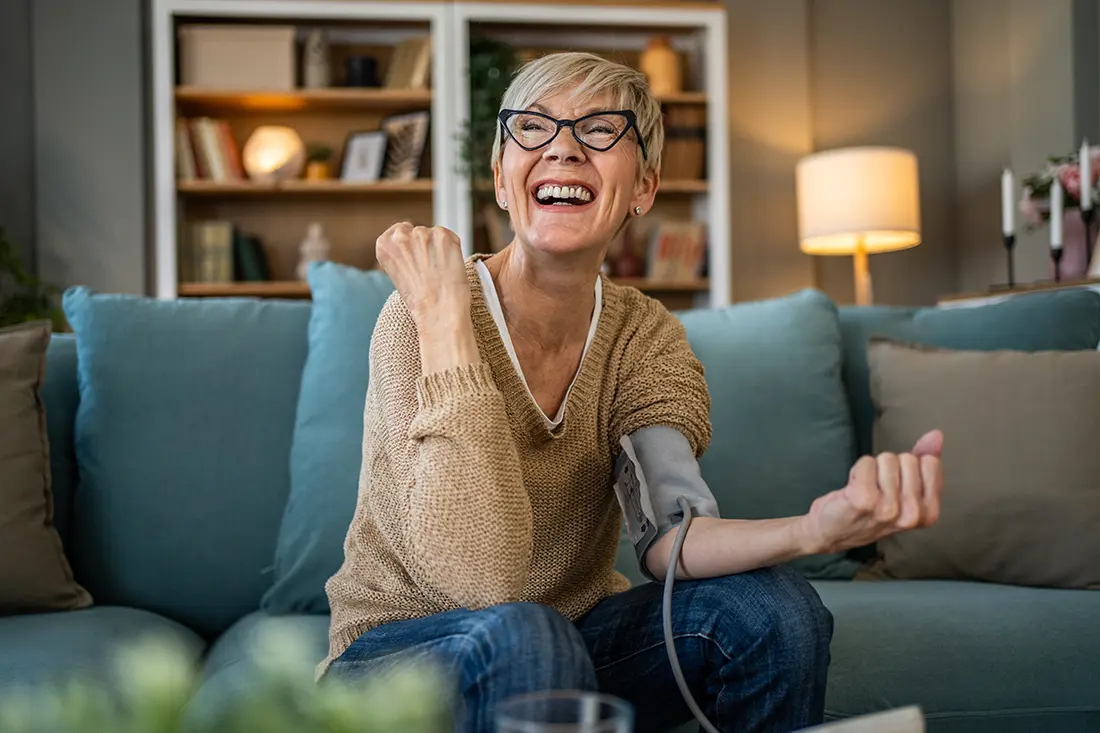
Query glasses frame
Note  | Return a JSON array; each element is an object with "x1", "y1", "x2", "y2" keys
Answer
[{"x1": 497, "y1": 108, "x2": 648, "y2": 161}]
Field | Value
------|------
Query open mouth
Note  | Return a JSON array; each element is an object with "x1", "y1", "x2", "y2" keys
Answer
[{"x1": 531, "y1": 183, "x2": 596, "y2": 207}]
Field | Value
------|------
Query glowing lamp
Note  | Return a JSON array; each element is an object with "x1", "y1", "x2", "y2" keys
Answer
[{"x1": 242, "y1": 125, "x2": 305, "y2": 183}]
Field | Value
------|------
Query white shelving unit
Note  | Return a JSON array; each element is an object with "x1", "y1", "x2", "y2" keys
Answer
[{"x1": 150, "y1": 0, "x2": 730, "y2": 307}]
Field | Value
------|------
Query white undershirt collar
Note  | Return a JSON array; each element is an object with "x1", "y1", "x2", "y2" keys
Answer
[{"x1": 474, "y1": 259, "x2": 602, "y2": 429}]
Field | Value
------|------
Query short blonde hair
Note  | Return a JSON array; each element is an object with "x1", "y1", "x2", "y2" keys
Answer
[{"x1": 491, "y1": 51, "x2": 663, "y2": 180}]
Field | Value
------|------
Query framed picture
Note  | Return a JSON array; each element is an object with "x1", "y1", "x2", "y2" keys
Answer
[
  {"x1": 340, "y1": 130, "x2": 388, "y2": 182},
  {"x1": 380, "y1": 111, "x2": 430, "y2": 181}
]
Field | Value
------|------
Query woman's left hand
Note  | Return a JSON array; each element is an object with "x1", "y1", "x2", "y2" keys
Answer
[{"x1": 799, "y1": 430, "x2": 944, "y2": 554}]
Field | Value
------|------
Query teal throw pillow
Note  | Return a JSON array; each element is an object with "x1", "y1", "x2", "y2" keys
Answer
[
  {"x1": 261, "y1": 263, "x2": 394, "y2": 614},
  {"x1": 839, "y1": 288, "x2": 1100, "y2": 457},
  {"x1": 678, "y1": 289, "x2": 860, "y2": 579},
  {"x1": 62, "y1": 287, "x2": 311, "y2": 637}
]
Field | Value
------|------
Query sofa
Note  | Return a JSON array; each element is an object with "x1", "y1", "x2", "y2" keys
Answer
[{"x1": 3, "y1": 264, "x2": 1099, "y2": 733}]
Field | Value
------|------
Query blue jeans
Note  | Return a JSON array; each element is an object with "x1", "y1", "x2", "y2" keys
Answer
[{"x1": 326, "y1": 565, "x2": 833, "y2": 733}]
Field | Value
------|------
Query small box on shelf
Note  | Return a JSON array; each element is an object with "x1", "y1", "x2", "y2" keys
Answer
[{"x1": 178, "y1": 25, "x2": 296, "y2": 91}]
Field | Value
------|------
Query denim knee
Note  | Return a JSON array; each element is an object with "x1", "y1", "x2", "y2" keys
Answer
[
  {"x1": 469, "y1": 602, "x2": 598, "y2": 690},
  {"x1": 697, "y1": 566, "x2": 833, "y2": 674}
]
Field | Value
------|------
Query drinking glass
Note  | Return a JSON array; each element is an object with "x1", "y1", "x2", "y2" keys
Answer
[{"x1": 495, "y1": 691, "x2": 633, "y2": 733}]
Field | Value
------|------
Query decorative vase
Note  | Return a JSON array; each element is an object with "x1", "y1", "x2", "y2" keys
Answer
[
  {"x1": 302, "y1": 29, "x2": 330, "y2": 89},
  {"x1": 242, "y1": 126, "x2": 306, "y2": 183},
  {"x1": 639, "y1": 36, "x2": 681, "y2": 96},
  {"x1": 297, "y1": 222, "x2": 331, "y2": 280},
  {"x1": 345, "y1": 56, "x2": 380, "y2": 87},
  {"x1": 305, "y1": 161, "x2": 331, "y2": 181}
]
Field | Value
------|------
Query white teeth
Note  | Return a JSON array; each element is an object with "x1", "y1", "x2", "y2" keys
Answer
[{"x1": 534, "y1": 184, "x2": 593, "y2": 202}]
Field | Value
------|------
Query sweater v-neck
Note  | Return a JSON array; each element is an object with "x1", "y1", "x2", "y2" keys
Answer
[{"x1": 467, "y1": 255, "x2": 612, "y2": 443}]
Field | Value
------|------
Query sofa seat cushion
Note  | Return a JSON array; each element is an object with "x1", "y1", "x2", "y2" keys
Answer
[
  {"x1": 813, "y1": 579, "x2": 1100, "y2": 732},
  {"x1": 184, "y1": 611, "x2": 331, "y2": 727},
  {"x1": 0, "y1": 606, "x2": 204, "y2": 690}
]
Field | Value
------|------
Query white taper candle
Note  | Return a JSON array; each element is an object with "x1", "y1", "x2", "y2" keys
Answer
[
  {"x1": 1001, "y1": 168, "x2": 1015, "y2": 236},
  {"x1": 1080, "y1": 139, "x2": 1092, "y2": 211},
  {"x1": 1051, "y1": 180, "x2": 1064, "y2": 248}
]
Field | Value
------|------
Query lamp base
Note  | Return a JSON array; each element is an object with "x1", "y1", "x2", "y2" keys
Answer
[{"x1": 853, "y1": 240, "x2": 873, "y2": 306}]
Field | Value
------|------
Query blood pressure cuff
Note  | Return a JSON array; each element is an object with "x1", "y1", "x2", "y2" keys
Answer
[{"x1": 613, "y1": 425, "x2": 721, "y2": 581}]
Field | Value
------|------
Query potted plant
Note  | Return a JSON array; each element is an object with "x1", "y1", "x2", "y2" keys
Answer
[
  {"x1": 0, "y1": 622, "x2": 454, "y2": 733},
  {"x1": 305, "y1": 143, "x2": 334, "y2": 181},
  {"x1": 0, "y1": 228, "x2": 65, "y2": 331}
]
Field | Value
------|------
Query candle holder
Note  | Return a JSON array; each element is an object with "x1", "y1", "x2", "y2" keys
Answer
[
  {"x1": 1052, "y1": 246, "x2": 1064, "y2": 282},
  {"x1": 1003, "y1": 233, "x2": 1016, "y2": 288}
]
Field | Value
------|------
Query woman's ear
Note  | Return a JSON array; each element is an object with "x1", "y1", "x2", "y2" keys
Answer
[
  {"x1": 631, "y1": 167, "x2": 659, "y2": 217},
  {"x1": 492, "y1": 163, "x2": 506, "y2": 208}
]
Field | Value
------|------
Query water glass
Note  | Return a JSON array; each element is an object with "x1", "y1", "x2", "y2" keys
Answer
[{"x1": 495, "y1": 691, "x2": 633, "y2": 733}]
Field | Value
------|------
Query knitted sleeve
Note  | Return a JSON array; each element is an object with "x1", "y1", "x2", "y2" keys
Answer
[
  {"x1": 610, "y1": 296, "x2": 712, "y2": 457},
  {"x1": 364, "y1": 294, "x2": 532, "y2": 608}
]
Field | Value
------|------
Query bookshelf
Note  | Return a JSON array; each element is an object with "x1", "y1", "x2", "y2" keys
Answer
[{"x1": 151, "y1": 0, "x2": 729, "y2": 308}]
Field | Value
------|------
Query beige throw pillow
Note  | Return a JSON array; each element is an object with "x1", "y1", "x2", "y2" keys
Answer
[
  {"x1": 862, "y1": 337, "x2": 1100, "y2": 589},
  {"x1": 0, "y1": 320, "x2": 91, "y2": 612}
]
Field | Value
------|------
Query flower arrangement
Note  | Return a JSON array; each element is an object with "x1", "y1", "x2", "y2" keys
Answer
[
  {"x1": 1018, "y1": 146, "x2": 1100, "y2": 226},
  {"x1": 0, "y1": 620, "x2": 453, "y2": 733}
]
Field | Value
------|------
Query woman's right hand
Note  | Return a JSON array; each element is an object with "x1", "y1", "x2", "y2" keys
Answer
[{"x1": 376, "y1": 222, "x2": 470, "y2": 330}]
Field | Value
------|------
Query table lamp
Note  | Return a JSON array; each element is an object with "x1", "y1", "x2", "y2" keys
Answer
[{"x1": 795, "y1": 146, "x2": 921, "y2": 305}]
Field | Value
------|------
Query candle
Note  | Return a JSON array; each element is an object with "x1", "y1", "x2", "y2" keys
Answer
[
  {"x1": 1051, "y1": 180, "x2": 1064, "y2": 248},
  {"x1": 1001, "y1": 168, "x2": 1015, "y2": 235},
  {"x1": 1081, "y1": 139, "x2": 1092, "y2": 211}
]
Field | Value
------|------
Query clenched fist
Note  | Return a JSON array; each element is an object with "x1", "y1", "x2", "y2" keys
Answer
[
  {"x1": 376, "y1": 222, "x2": 470, "y2": 328},
  {"x1": 801, "y1": 430, "x2": 944, "y2": 554}
]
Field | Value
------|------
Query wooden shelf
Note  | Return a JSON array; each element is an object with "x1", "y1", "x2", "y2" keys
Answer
[
  {"x1": 179, "y1": 281, "x2": 311, "y2": 299},
  {"x1": 614, "y1": 278, "x2": 709, "y2": 292},
  {"x1": 174, "y1": 86, "x2": 432, "y2": 112},
  {"x1": 177, "y1": 179, "x2": 434, "y2": 196},
  {"x1": 657, "y1": 92, "x2": 708, "y2": 104},
  {"x1": 660, "y1": 179, "x2": 708, "y2": 193},
  {"x1": 178, "y1": 277, "x2": 709, "y2": 299}
]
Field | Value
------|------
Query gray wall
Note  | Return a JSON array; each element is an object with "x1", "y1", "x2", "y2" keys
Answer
[
  {"x1": 33, "y1": 0, "x2": 149, "y2": 295},
  {"x1": 726, "y1": 0, "x2": 817, "y2": 302},
  {"x1": 0, "y1": 0, "x2": 36, "y2": 271},
  {"x1": 808, "y1": 0, "x2": 959, "y2": 305},
  {"x1": 952, "y1": 0, "x2": 1096, "y2": 293}
]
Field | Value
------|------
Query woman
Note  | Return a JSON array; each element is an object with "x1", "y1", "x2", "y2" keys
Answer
[{"x1": 321, "y1": 52, "x2": 944, "y2": 733}]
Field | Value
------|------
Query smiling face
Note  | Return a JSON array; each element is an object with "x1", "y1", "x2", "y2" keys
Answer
[{"x1": 493, "y1": 87, "x2": 658, "y2": 258}]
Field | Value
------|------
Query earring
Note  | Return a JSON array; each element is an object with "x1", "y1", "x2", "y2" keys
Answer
[
  {"x1": 634, "y1": 206, "x2": 643, "y2": 216},
  {"x1": 501, "y1": 200, "x2": 508, "y2": 209}
]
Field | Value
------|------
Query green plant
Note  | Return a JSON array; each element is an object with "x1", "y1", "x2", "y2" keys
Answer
[
  {"x1": 0, "y1": 228, "x2": 64, "y2": 331},
  {"x1": 457, "y1": 37, "x2": 519, "y2": 208},
  {"x1": 307, "y1": 143, "x2": 334, "y2": 163},
  {"x1": 0, "y1": 620, "x2": 454, "y2": 733}
]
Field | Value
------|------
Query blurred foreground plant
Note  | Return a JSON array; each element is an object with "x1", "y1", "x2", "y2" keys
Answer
[{"x1": 0, "y1": 619, "x2": 453, "y2": 733}]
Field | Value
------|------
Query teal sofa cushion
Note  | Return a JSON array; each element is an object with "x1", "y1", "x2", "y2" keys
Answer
[
  {"x1": 0, "y1": 606, "x2": 204, "y2": 690},
  {"x1": 43, "y1": 334, "x2": 79, "y2": 547},
  {"x1": 185, "y1": 611, "x2": 330, "y2": 728},
  {"x1": 813, "y1": 579, "x2": 1100, "y2": 732},
  {"x1": 677, "y1": 289, "x2": 859, "y2": 579},
  {"x1": 839, "y1": 289, "x2": 1100, "y2": 457},
  {"x1": 262, "y1": 263, "x2": 393, "y2": 614},
  {"x1": 61, "y1": 288, "x2": 311, "y2": 637}
]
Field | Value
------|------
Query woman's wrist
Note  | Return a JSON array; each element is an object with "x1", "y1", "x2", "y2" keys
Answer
[{"x1": 418, "y1": 310, "x2": 480, "y2": 375}]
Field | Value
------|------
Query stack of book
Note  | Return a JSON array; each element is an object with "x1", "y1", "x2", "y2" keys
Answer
[
  {"x1": 184, "y1": 221, "x2": 270, "y2": 284},
  {"x1": 176, "y1": 117, "x2": 244, "y2": 182}
]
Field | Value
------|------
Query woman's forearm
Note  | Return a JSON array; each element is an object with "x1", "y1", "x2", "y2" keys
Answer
[
  {"x1": 644, "y1": 515, "x2": 818, "y2": 580},
  {"x1": 402, "y1": 314, "x2": 533, "y2": 608},
  {"x1": 417, "y1": 309, "x2": 480, "y2": 375}
]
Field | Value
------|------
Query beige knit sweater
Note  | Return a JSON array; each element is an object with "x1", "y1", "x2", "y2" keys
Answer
[{"x1": 319, "y1": 255, "x2": 712, "y2": 676}]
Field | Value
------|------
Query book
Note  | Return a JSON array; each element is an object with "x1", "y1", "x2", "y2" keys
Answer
[{"x1": 646, "y1": 220, "x2": 706, "y2": 282}]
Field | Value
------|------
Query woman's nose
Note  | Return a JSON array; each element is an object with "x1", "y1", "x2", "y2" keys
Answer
[{"x1": 542, "y1": 129, "x2": 586, "y2": 164}]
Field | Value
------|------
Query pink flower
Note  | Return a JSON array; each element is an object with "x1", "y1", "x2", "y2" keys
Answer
[
  {"x1": 1019, "y1": 192, "x2": 1043, "y2": 225},
  {"x1": 1058, "y1": 163, "x2": 1082, "y2": 199}
]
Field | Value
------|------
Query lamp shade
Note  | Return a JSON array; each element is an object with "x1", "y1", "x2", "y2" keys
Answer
[
  {"x1": 242, "y1": 125, "x2": 305, "y2": 183},
  {"x1": 796, "y1": 146, "x2": 921, "y2": 255}
]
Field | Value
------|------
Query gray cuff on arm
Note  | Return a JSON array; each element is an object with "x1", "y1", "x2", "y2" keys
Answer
[{"x1": 613, "y1": 425, "x2": 721, "y2": 582}]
